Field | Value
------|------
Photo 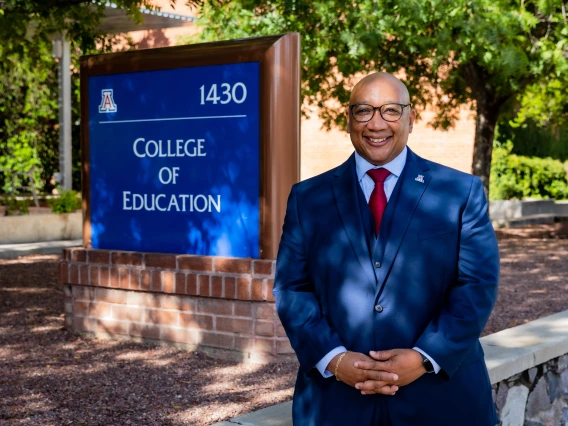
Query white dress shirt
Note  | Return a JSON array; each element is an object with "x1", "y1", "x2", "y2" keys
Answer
[{"x1": 315, "y1": 147, "x2": 441, "y2": 377}]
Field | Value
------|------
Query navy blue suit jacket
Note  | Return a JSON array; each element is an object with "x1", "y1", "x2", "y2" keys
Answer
[{"x1": 274, "y1": 149, "x2": 499, "y2": 426}]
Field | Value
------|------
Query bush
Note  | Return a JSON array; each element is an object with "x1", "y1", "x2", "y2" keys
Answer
[
  {"x1": 48, "y1": 190, "x2": 82, "y2": 214},
  {"x1": 490, "y1": 142, "x2": 568, "y2": 201},
  {"x1": 0, "y1": 195, "x2": 31, "y2": 216}
]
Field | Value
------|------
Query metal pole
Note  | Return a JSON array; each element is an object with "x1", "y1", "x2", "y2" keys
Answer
[{"x1": 57, "y1": 33, "x2": 72, "y2": 191}]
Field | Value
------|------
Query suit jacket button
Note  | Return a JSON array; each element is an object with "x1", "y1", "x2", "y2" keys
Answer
[
  {"x1": 375, "y1": 262, "x2": 381, "y2": 268},
  {"x1": 374, "y1": 304, "x2": 383, "y2": 313}
]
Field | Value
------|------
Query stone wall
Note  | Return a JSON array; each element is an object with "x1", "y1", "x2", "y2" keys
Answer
[
  {"x1": 59, "y1": 248, "x2": 294, "y2": 362},
  {"x1": 492, "y1": 354, "x2": 568, "y2": 426}
]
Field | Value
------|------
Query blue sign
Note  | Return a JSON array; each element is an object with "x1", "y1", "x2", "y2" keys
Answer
[{"x1": 88, "y1": 62, "x2": 260, "y2": 257}]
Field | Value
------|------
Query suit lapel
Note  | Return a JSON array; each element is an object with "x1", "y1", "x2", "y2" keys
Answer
[
  {"x1": 375, "y1": 149, "x2": 431, "y2": 296},
  {"x1": 332, "y1": 155, "x2": 376, "y2": 289}
]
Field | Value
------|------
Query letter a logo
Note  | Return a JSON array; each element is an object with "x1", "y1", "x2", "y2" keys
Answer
[{"x1": 99, "y1": 89, "x2": 117, "y2": 113}]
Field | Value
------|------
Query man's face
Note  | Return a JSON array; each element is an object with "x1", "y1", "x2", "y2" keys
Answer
[{"x1": 346, "y1": 77, "x2": 415, "y2": 166}]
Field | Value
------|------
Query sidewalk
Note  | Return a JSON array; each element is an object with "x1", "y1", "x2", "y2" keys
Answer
[{"x1": 0, "y1": 239, "x2": 81, "y2": 259}]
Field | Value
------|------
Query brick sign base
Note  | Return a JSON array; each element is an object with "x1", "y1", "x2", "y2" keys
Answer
[{"x1": 59, "y1": 248, "x2": 295, "y2": 363}]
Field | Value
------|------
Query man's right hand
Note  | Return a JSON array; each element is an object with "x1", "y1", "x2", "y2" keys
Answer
[{"x1": 326, "y1": 351, "x2": 399, "y2": 395}]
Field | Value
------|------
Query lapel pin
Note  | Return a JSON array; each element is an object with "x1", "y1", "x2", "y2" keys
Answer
[{"x1": 415, "y1": 174, "x2": 425, "y2": 183}]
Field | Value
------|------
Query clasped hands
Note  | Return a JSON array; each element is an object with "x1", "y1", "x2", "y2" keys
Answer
[{"x1": 326, "y1": 349, "x2": 426, "y2": 396}]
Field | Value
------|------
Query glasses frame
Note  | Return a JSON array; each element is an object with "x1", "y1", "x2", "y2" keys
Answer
[{"x1": 349, "y1": 103, "x2": 412, "y2": 123}]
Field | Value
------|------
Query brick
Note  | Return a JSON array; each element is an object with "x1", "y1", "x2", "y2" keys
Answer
[
  {"x1": 276, "y1": 339, "x2": 294, "y2": 354},
  {"x1": 178, "y1": 256, "x2": 213, "y2": 272},
  {"x1": 72, "y1": 286, "x2": 95, "y2": 300},
  {"x1": 73, "y1": 316, "x2": 96, "y2": 332},
  {"x1": 253, "y1": 260, "x2": 274, "y2": 276},
  {"x1": 88, "y1": 250, "x2": 110, "y2": 264},
  {"x1": 126, "y1": 292, "x2": 160, "y2": 308},
  {"x1": 95, "y1": 288, "x2": 127, "y2": 304},
  {"x1": 90, "y1": 302, "x2": 111, "y2": 318},
  {"x1": 201, "y1": 332, "x2": 235, "y2": 349},
  {"x1": 214, "y1": 258, "x2": 252, "y2": 274},
  {"x1": 159, "y1": 294, "x2": 193, "y2": 311},
  {"x1": 79, "y1": 265, "x2": 90, "y2": 285},
  {"x1": 187, "y1": 274, "x2": 198, "y2": 296},
  {"x1": 150, "y1": 270, "x2": 162, "y2": 292},
  {"x1": 59, "y1": 262, "x2": 69, "y2": 284},
  {"x1": 64, "y1": 301, "x2": 73, "y2": 315},
  {"x1": 254, "y1": 321, "x2": 274, "y2": 337},
  {"x1": 109, "y1": 267, "x2": 120, "y2": 288},
  {"x1": 234, "y1": 301, "x2": 252, "y2": 317},
  {"x1": 73, "y1": 300, "x2": 90, "y2": 315},
  {"x1": 161, "y1": 326, "x2": 200, "y2": 344},
  {"x1": 211, "y1": 276, "x2": 223, "y2": 298},
  {"x1": 216, "y1": 317, "x2": 253, "y2": 334},
  {"x1": 265, "y1": 279, "x2": 275, "y2": 298},
  {"x1": 254, "y1": 338, "x2": 275, "y2": 354},
  {"x1": 275, "y1": 324, "x2": 287, "y2": 337},
  {"x1": 140, "y1": 270, "x2": 152, "y2": 291},
  {"x1": 130, "y1": 323, "x2": 160, "y2": 340},
  {"x1": 111, "y1": 252, "x2": 143, "y2": 266},
  {"x1": 130, "y1": 269, "x2": 140, "y2": 290},
  {"x1": 70, "y1": 264, "x2": 79, "y2": 284},
  {"x1": 63, "y1": 248, "x2": 72, "y2": 261},
  {"x1": 89, "y1": 266, "x2": 99, "y2": 286},
  {"x1": 118, "y1": 268, "x2": 130, "y2": 289},
  {"x1": 161, "y1": 271, "x2": 174, "y2": 294},
  {"x1": 145, "y1": 253, "x2": 176, "y2": 269},
  {"x1": 145, "y1": 309, "x2": 178, "y2": 325},
  {"x1": 175, "y1": 273, "x2": 186, "y2": 294},
  {"x1": 224, "y1": 276, "x2": 236, "y2": 299},
  {"x1": 236, "y1": 277, "x2": 250, "y2": 300},
  {"x1": 72, "y1": 248, "x2": 87, "y2": 262},
  {"x1": 235, "y1": 336, "x2": 255, "y2": 352},
  {"x1": 198, "y1": 275, "x2": 210, "y2": 297},
  {"x1": 196, "y1": 298, "x2": 233, "y2": 316},
  {"x1": 251, "y1": 278, "x2": 263, "y2": 301},
  {"x1": 180, "y1": 313, "x2": 214, "y2": 330},
  {"x1": 111, "y1": 305, "x2": 144, "y2": 322},
  {"x1": 266, "y1": 287, "x2": 276, "y2": 303},
  {"x1": 254, "y1": 304, "x2": 275, "y2": 320},
  {"x1": 97, "y1": 318, "x2": 128, "y2": 335},
  {"x1": 99, "y1": 267, "x2": 111, "y2": 287}
]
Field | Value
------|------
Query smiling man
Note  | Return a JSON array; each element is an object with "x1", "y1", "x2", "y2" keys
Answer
[{"x1": 274, "y1": 72, "x2": 500, "y2": 426}]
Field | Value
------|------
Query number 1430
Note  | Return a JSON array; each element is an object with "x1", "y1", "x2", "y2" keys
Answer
[{"x1": 200, "y1": 83, "x2": 247, "y2": 105}]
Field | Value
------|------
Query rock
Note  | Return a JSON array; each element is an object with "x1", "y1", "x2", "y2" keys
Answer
[
  {"x1": 561, "y1": 370, "x2": 568, "y2": 394},
  {"x1": 526, "y1": 377, "x2": 552, "y2": 418},
  {"x1": 528, "y1": 368, "x2": 538, "y2": 384},
  {"x1": 547, "y1": 371, "x2": 560, "y2": 403},
  {"x1": 495, "y1": 382, "x2": 509, "y2": 415},
  {"x1": 558, "y1": 355, "x2": 568, "y2": 373},
  {"x1": 501, "y1": 385, "x2": 529, "y2": 426}
]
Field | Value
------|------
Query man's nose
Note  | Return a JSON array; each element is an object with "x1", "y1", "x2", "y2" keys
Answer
[{"x1": 366, "y1": 110, "x2": 389, "y2": 130}]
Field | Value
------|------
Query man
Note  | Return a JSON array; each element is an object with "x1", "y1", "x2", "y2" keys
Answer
[{"x1": 273, "y1": 72, "x2": 499, "y2": 426}]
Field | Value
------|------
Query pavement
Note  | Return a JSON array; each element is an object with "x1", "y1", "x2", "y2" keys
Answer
[
  {"x1": 0, "y1": 239, "x2": 81, "y2": 259},
  {"x1": 211, "y1": 401, "x2": 292, "y2": 426}
]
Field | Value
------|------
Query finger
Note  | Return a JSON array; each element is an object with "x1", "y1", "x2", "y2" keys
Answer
[
  {"x1": 364, "y1": 370, "x2": 398, "y2": 382},
  {"x1": 354, "y1": 360, "x2": 392, "y2": 371},
  {"x1": 356, "y1": 381, "x2": 398, "y2": 394},
  {"x1": 369, "y1": 350, "x2": 393, "y2": 361}
]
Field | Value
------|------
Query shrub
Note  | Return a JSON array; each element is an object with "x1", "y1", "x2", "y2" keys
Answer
[
  {"x1": 490, "y1": 142, "x2": 568, "y2": 201},
  {"x1": 0, "y1": 195, "x2": 30, "y2": 216},
  {"x1": 48, "y1": 190, "x2": 82, "y2": 214}
]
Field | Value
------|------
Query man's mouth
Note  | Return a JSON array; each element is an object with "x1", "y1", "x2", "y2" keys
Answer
[{"x1": 365, "y1": 136, "x2": 392, "y2": 145}]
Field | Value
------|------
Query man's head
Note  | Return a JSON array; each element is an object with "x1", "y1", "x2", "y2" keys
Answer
[{"x1": 346, "y1": 72, "x2": 415, "y2": 166}]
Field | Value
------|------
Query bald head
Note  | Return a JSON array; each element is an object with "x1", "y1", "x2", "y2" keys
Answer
[{"x1": 350, "y1": 72, "x2": 410, "y2": 105}]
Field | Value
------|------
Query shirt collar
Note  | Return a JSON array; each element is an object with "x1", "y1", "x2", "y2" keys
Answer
[{"x1": 355, "y1": 146, "x2": 408, "y2": 182}]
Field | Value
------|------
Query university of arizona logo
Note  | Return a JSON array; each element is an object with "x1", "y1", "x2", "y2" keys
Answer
[{"x1": 98, "y1": 89, "x2": 117, "y2": 113}]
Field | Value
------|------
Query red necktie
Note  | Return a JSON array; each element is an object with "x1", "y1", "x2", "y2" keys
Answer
[{"x1": 367, "y1": 168, "x2": 391, "y2": 236}]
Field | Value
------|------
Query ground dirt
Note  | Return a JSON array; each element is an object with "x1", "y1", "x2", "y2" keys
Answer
[{"x1": 0, "y1": 222, "x2": 567, "y2": 425}]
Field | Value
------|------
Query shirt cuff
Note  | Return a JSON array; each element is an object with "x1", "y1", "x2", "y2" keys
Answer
[
  {"x1": 413, "y1": 347, "x2": 441, "y2": 374},
  {"x1": 316, "y1": 346, "x2": 348, "y2": 378}
]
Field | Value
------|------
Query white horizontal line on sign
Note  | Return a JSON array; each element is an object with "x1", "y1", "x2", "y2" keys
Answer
[{"x1": 99, "y1": 115, "x2": 247, "y2": 124}]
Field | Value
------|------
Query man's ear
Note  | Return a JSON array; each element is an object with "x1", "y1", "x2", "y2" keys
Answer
[{"x1": 408, "y1": 108, "x2": 416, "y2": 133}]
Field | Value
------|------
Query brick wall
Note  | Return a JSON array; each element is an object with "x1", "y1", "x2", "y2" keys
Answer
[{"x1": 59, "y1": 248, "x2": 294, "y2": 362}]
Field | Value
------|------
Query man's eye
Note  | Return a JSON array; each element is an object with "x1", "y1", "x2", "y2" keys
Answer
[{"x1": 355, "y1": 108, "x2": 372, "y2": 114}]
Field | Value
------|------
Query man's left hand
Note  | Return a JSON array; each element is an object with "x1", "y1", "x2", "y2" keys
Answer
[{"x1": 353, "y1": 349, "x2": 426, "y2": 394}]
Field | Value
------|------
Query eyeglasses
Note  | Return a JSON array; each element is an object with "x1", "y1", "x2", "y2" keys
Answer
[{"x1": 349, "y1": 103, "x2": 411, "y2": 123}]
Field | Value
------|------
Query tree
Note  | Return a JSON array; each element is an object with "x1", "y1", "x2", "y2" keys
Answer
[{"x1": 192, "y1": 0, "x2": 568, "y2": 198}]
